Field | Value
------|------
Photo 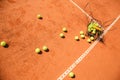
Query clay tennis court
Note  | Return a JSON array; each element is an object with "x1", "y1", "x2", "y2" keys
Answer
[{"x1": 0, "y1": 0, "x2": 120, "y2": 80}]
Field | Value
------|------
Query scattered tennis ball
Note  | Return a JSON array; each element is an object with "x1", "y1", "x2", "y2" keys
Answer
[
  {"x1": 0, "y1": 41, "x2": 7, "y2": 47},
  {"x1": 68, "y1": 72, "x2": 75, "y2": 78},
  {"x1": 59, "y1": 33, "x2": 65, "y2": 38},
  {"x1": 35, "y1": 48, "x2": 41, "y2": 53},
  {"x1": 75, "y1": 36, "x2": 79, "y2": 41},
  {"x1": 80, "y1": 31, "x2": 84, "y2": 35},
  {"x1": 62, "y1": 27, "x2": 67, "y2": 32},
  {"x1": 37, "y1": 14, "x2": 43, "y2": 19},
  {"x1": 80, "y1": 34, "x2": 85, "y2": 39},
  {"x1": 42, "y1": 46, "x2": 48, "y2": 51},
  {"x1": 87, "y1": 38, "x2": 91, "y2": 43},
  {"x1": 90, "y1": 36, "x2": 94, "y2": 41}
]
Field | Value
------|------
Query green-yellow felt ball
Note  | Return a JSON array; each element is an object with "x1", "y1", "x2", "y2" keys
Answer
[
  {"x1": 87, "y1": 38, "x2": 91, "y2": 43},
  {"x1": 88, "y1": 28, "x2": 91, "y2": 32},
  {"x1": 92, "y1": 29, "x2": 96, "y2": 34},
  {"x1": 90, "y1": 36, "x2": 94, "y2": 41},
  {"x1": 42, "y1": 46, "x2": 48, "y2": 51},
  {"x1": 59, "y1": 33, "x2": 65, "y2": 38},
  {"x1": 74, "y1": 36, "x2": 79, "y2": 41},
  {"x1": 80, "y1": 31, "x2": 84, "y2": 35},
  {"x1": 37, "y1": 14, "x2": 43, "y2": 19},
  {"x1": 0, "y1": 41, "x2": 7, "y2": 47},
  {"x1": 80, "y1": 35, "x2": 85, "y2": 39},
  {"x1": 68, "y1": 72, "x2": 75, "y2": 78},
  {"x1": 35, "y1": 48, "x2": 41, "y2": 53},
  {"x1": 62, "y1": 27, "x2": 67, "y2": 32},
  {"x1": 92, "y1": 31, "x2": 96, "y2": 34}
]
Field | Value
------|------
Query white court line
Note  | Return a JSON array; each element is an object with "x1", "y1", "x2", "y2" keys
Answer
[
  {"x1": 69, "y1": 0, "x2": 92, "y2": 19},
  {"x1": 57, "y1": 15, "x2": 120, "y2": 80},
  {"x1": 69, "y1": 0, "x2": 103, "y2": 28}
]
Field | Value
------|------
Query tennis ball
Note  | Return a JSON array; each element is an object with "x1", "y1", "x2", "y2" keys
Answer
[
  {"x1": 59, "y1": 33, "x2": 65, "y2": 38},
  {"x1": 92, "y1": 29, "x2": 96, "y2": 34},
  {"x1": 80, "y1": 34, "x2": 85, "y2": 39},
  {"x1": 0, "y1": 41, "x2": 7, "y2": 47},
  {"x1": 80, "y1": 31, "x2": 84, "y2": 35},
  {"x1": 92, "y1": 31, "x2": 96, "y2": 34},
  {"x1": 90, "y1": 36, "x2": 94, "y2": 41},
  {"x1": 62, "y1": 27, "x2": 67, "y2": 32},
  {"x1": 35, "y1": 48, "x2": 41, "y2": 53},
  {"x1": 37, "y1": 14, "x2": 43, "y2": 19},
  {"x1": 75, "y1": 36, "x2": 79, "y2": 41},
  {"x1": 87, "y1": 38, "x2": 91, "y2": 43},
  {"x1": 43, "y1": 46, "x2": 48, "y2": 51},
  {"x1": 68, "y1": 72, "x2": 75, "y2": 78},
  {"x1": 88, "y1": 28, "x2": 91, "y2": 32}
]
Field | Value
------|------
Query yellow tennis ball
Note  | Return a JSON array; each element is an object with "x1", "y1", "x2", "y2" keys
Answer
[
  {"x1": 59, "y1": 33, "x2": 65, "y2": 38},
  {"x1": 80, "y1": 31, "x2": 84, "y2": 35},
  {"x1": 37, "y1": 14, "x2": 43, "y2": 19},
  {"x1": 35, "y1": 48, "x2": 41, "y2": 53},
  {"x1": 0, "y1": 41, "x2": 7, "y2": 47},
  {"x1": 92, "y1": 31, "x2": 96, "y2": 34},
  {"x1": 90, "y1": 36, "x2": 94, "y2": 41},
  {"x1": 74, "y1": 36, "x2": 79, "y2": 41},
  {"x1": 68, "y1": 72, "x2": 75, "y2": 78},
  {"x1": 42, "y1": 46, "x2": 48, "y2": 51},
  {"x1": 92, "y1": 29, "x2": 96, "y2": 34},
  {"x1": 87, "y1": 38, "x2": 91, "y2": 43},
  {"x1": 80, "y1": 34, "x2": 85, "y2": 39},
  {"x1": 62, "y1": 27, "x2": 67, "y2": 32}
]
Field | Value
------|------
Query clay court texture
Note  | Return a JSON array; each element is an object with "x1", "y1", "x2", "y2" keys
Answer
[{"x1": 0, "y1": 0, "x2": 120, "y2": 80}]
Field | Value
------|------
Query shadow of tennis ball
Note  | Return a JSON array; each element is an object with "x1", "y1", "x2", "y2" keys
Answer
[{"x1": 99, "y1": 37, "x2": 105, "y2": 44}]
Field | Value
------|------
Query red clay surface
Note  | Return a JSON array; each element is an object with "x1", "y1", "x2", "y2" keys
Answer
[{"x1": 0, "y1": 0, "x2": 120, "y2": 80}]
